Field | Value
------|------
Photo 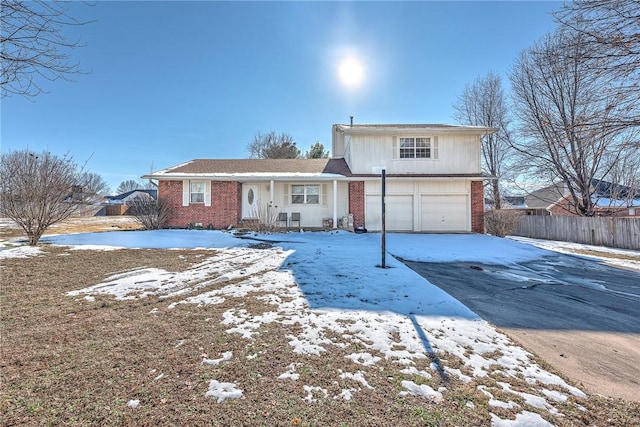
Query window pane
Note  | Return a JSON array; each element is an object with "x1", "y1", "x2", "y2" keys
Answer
[
  {"x1": 292, "y1": 185, "x2": 304, "y2": 195},
  {"x1": 306, "y1": 185, "x2": 319, "y2": 195},
  {"x1": 191, "y1": 193, "x2": 204, "y2": 203},
  {"x1": 307, "y1": 194, "x2": 319, "y2": 204},
  {"x1": 292, "y1": 194, "x2": 304, "y2": 204},
  {"x1": 400, "y1": 148, "x2": 414, "y2": 158},
  {"x1": 399, "y1": 137, "x2": 415, "y2": 147},
  {"x1": 191, "y1": 182, "x2": 204, "y2": 192},
  {"x1": 415, "y1": 147, "x2": 430, "y2": 158}
]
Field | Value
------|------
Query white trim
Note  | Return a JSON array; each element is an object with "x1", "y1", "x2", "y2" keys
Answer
[
  {"x1": 182, "y1": 180, "x2": 189, "y2": 206},
  {"x1": 204, "y1": 181, "x2": 211, "y2": 207}
]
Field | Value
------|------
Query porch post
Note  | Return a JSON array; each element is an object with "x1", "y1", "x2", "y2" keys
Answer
[
  {"x1": 270, "y1": 180, "x2": 275, "y2": 204},
  {"x1": 333, "y1": 180, "x2": 338, "y2": 228}
]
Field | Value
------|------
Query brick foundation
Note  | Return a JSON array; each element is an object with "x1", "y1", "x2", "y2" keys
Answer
[
  {"x1": 471, "y1": 180, "x2": 485, "y2": 233},
  {"x1": 159, "y1": 180, "x2": 241, "y2": 229},
  {"x1": 348, "y1": 181, "x2": 365, "y2": 228}
]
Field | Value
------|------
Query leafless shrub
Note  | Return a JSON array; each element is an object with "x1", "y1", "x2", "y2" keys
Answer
[
  {"x1": 485, "y1": 209, "x2": 524, "y2": 238},
  {"x1": 244, "y1": 202, "x2": 283, "y2": 233},
  {"x1": 128, "y1": 196, "x2": 171, "y2": 230},
  {"x1": 0, "y1": 149, "x2": 85, "y2": 245}
]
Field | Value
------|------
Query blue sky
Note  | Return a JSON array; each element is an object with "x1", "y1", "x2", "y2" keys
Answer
[{"x1": 2, "y1": 1, "x2": 560, "y2": 193}]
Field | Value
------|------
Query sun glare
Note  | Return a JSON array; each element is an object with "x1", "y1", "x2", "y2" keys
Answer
[{"x1": 338, "y1": 57, "x2": 364, "y2": 88}]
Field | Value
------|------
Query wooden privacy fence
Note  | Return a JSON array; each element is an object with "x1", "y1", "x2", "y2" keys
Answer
[{"x1": 513, "y1": 216, "x2": 640, "y2": 250}]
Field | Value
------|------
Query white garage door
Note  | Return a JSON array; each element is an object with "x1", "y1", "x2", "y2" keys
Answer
[
  {"x1": 365, "y1": 195, "x2": 414, "y2": 231},
  {"x1": 420, "y1": 195, "x2": 468, "y2": 231}
]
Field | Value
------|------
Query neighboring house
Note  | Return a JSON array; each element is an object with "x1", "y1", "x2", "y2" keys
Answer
[
  {"x1": 508, "y1": 180, "x2": 640, "y2": 217},
  {"x1": 143, "y1": 123, "x2": 496, "y2": 232},
  {"x1": 106, "y1": 189, "x2": 157, "y2": 205}
]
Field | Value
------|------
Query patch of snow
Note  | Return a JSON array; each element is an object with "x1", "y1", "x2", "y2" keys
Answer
[
  {"x1": 0, "y1": 245, "x2": 42, "y2": 259},
  {"x1": 339, "y1": 371, "x2": 373, "y2": 389},
  {"x1": 303, "y1": 385, "x2": 328, "y2": 402},
  {"x1": 345, "y1": 352, "x2": 381, "y2": 366},
  {"x1": 278, "y1": 363, "x2": 300, "y2": 381},
  {"x1": 400, "y1": 380, "x2": 443, "y2": 402},
  {"x1": 335, "y1": 388, "x2": 356, "y2": 401},
  {"x1": 203, "y1": 351, "x2": 233, "y2": 366},
  {"x1": 400, "y1": 366, "x2": 432, "y2": 380},
  {"x1": 541, "y1": 389, "x2": 568, "y2": 403},
  {"x1": 126, "y1": 399, "x2": 140, "y2": 408},
  {"x1": 205, "y1": 380, "x2": 243, "y2": 403},
  {"x1": 490, "y1": 411, "x2": 555, "y2": 427}
]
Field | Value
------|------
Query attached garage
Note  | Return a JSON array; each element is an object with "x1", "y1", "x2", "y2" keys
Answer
[{"x1": 364, "y1": 180, "x2": 471, "y2": 232}]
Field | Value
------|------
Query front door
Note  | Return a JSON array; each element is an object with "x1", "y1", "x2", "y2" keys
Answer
[{"x1": 242, "y1": 185, "x2": 259, "y2": 218}]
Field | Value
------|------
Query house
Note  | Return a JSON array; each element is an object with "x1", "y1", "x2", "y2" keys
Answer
[
  {"x1": 509, "y1": 180, "x2": 640, "y2": 217},
  {"x1": 106, "y1": 189, "x2": 158, "y2": 205},
  {"x1": 104, "y1": 189, "x2": 157, "y2": 216},
  {"x1": 143, "y1": 123, "x2": 496, "y2": 232}
]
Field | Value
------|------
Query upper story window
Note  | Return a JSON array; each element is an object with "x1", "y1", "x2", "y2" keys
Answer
[
  {"x1": 399, "y1": 137, "x2": 431, "y2": 158},
  {"x1": 393, "y1": 136, "x2": 438, "y2": 160},
  {"x1": 291, "y1": 184, "x2": 319, "y2": 204},
  {"x1": 190, "y1": 181, "x2": 205, "y2": 203}
]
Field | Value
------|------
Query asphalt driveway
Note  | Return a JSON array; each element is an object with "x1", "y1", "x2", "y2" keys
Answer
[{"x1": 400, "y1": 252, "x2": 640, "y2": 401}]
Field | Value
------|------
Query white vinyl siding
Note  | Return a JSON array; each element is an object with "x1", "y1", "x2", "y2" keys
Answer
[{"x1": 350, "y1": 134, "x2": 481, "y2": 175}]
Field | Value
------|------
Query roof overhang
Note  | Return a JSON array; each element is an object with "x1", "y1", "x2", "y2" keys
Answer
[
  {"x1": 333, "y1": 124, "x2": 497, "y2": 136},
  {"x1": 141, "y1": 172, "x2": 350, "y2": 182}
]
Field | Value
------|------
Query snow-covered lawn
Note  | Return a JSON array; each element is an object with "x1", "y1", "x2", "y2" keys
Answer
[{"x1": 0, "y1": 230, "x2": 615, "y2": 425}]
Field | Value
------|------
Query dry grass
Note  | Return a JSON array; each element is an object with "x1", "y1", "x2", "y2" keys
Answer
[{"x1": 1, "y1": 217, "x2": 639, "y2": 426}]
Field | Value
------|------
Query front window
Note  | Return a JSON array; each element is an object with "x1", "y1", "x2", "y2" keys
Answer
[
  {"x1": 190, "y1": 182, "x2": 205, "y2": 203},
  {"x1": 291, "y1": 185, "x2": 319, "y2": 204},
  {"x1": 399, "y1": 137, "x2": 431, "y2": 158}
]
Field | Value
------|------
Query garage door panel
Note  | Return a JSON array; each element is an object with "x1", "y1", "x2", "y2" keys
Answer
[
  {"x1": 420, "y1": 195, "x2": 468, "y2": 231},
  {"x1": 366, "y1": 195, "x2": 413, "y2": 231}
]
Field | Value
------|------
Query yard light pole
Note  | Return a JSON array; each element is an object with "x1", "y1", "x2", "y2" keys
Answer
[{"x1": 381, "y1": 168, "x2": 386, "y2": 268}]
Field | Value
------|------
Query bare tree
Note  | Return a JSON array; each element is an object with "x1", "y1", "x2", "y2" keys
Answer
[
  {"x1": 1, "y1": 0, "x2": 90, "y2": 98},
  {"x1": 81, "y1": 172, "x2": 110, "y2": 196},
  {"x1": 247, "y1": 131, "x2": 301, "y2": 159},
  {"x1": 0, "y1": 149, "x2": 84, "y2": 245},
  {"x1": 453, "y1": 71, "x2": 514, "y2": 209},
  {"x1": 304, "y1": 141, "x2": 330, "y2": 159},
  {"x1": 554, "y1": 0, "x2": 640, "y2": 131},
  {"x1": 128, "y1": 196, "x2": 171, "y2": 230},
  {"x1": 116, "y1": 180, "x2": 144, "y2": 194},
  {"x1": 509, "y1": 28, "x2": 632, "y2": 216}
]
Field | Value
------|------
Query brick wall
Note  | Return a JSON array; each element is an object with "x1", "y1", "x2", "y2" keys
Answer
[
  {"x1": 348, "y1": 181, "x2": 365, "y2": 228},
  {"x1": 471, "y1": 180, "x2": 485, "y2": 233},
  {"x1": 159, "y1": 180, "x2": 241, "y2": 229}
]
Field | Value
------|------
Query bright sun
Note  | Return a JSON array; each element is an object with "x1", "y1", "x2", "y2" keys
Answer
[{"x1": 338, "y1": 57, "x2": 364, "y2": 87}]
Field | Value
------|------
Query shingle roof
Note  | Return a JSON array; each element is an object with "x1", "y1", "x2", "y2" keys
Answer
[
  {"x1": 109, "y1": 189, "x2": 157, "y2": 200},
  {"x1": 154, "y1": 158, "x2": 352, "y2": 176}
]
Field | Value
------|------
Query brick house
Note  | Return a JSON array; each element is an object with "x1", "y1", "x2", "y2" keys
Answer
[
  {"x1": 515, "y1": 180, "x2": 640, "y2": 217},
  {"x1": 143, "y1": 123, "x2": 496, "y2": 232}
]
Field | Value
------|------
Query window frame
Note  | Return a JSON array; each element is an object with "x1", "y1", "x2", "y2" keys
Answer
[
  {"x1": 399, "y1": 136, "x2": 432, "y2": 159},
  {"x1": 190, "y1": 181, "x2": 205, "y2": 204},
  {"x1": 291, "y1": 184, "x2": 320, "y2": 205}
]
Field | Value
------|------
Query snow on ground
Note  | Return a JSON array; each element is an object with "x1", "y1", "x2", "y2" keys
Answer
[
  {"x1": 0, "y1": 244, "x2": 42, "y2": 260},
  {"x1": 509, "y1": 236, "x2": 640, "y2": 272},
  {"x1": 35, "y1": 229, "x2": 598, "y2": 425}
]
